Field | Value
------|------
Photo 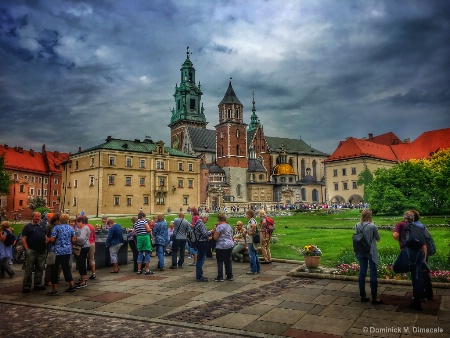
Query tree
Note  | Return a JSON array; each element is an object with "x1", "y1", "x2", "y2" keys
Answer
[
  {"x1": 0, "y1": 154, "x2": 11, "y2": 195},
  {"x1": 357, "y1": 168, "x2": 373, "y2": 202},
  {"x1": 28, "y1": 196, "x2": 47, "y2": 211},
  {"x1": 366, "y1": 149, "x2": 450, "y2": 215}
]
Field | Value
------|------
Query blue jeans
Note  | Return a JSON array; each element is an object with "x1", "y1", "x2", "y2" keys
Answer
[
  {"x1": 137, "y1": 250, "x2": 151, "y2": 264},
  {"x1": 196, "y1": 241, "x2": 207, "y2": 279},
  {"x1": 248, "y1": 243, "x2": 260, "y2": 273},
  {"x1": 407, "y1": 248, "x2": 424, "y2": 303},
  {"x1": 155, "y1": 244, "x2": 165, "y2": 269},
  {"x1": 356, "y1": 252, "x2": 378, "y2": 299}
]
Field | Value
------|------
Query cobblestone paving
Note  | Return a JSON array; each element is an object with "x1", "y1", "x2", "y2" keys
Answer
[
  {"x1": 165, "y1": 277, "x2": 315, "y2": 324},
  {"x1": 2, "y1": 303, "x2": 246, "y2": 338}
]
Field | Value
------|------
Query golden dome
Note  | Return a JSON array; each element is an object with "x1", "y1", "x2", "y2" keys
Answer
[{"x1": 272, "y1": 163, "x2": 295, "y2": 175}]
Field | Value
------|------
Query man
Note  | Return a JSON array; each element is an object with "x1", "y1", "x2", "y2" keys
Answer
[
  {"x1": 169, "y1": 212, "x2": 190, "y2": 269},
  {"x1": 393, "y1": 211, "x2": 427, "y2": 310},
  {"x1": 22, "y1": 212, "x2": 48, "y2": 293}
]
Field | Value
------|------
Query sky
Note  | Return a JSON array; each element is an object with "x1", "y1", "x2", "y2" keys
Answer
[{"x1": 1, "y1": 0, "x2": 449, "y2": 156}]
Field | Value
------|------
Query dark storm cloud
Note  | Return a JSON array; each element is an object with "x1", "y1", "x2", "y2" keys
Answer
[{"x1": 0, "y1": 0, "x2": 449, "y2": 154}]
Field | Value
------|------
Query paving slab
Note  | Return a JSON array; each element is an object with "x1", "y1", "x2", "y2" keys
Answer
[{"x1": 292, "y1": 314, "x2": 355, "y2": 336}]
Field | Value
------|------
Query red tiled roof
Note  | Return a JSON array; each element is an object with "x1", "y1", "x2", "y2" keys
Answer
[
  {"x1": 369, "y1": 132, "x2": 403, "y2": 146},
  {"x1": 46, "y1": 151, "x2": 70, "y2": 173},
  {"x1": 0, "y1": 146, "x2": 47, "y2": 173},
  {"x1": 325, "y1": 128, "x2": 450, "y2": 163}
]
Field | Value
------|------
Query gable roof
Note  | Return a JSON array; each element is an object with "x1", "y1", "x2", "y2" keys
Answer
[
  {"x1": 325, "y1": 128, "x2": 450, "y2": 163},
  {"x1": 265, "y1": 136, "x2": 329, "y2": 156},
  {"x1": 78, "y1": 137, "x2": 197, "y2": 158},
  {"x1": 368, "y1": 132, "x2": 403, "y2": 146},
  {"x1": 187, "y1": 127, "x2": 216, "y2": 153}
]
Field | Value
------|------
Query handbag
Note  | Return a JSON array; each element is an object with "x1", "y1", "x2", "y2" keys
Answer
[
  {"x1": 393, "y1": 249, "x2": 409, "y2": 273},
  {"x1": 72, "y1": 245, "x2": 82, "y2": 256},
  {"x1": 252, "y1": 227, "x2": 261, "y2": 244},
  {"x1": 46, "y1": 227, "x2": 59, "y2": 265},
  {"x1": 170, "y1": 219, "x2": 184, "y2": 242}
]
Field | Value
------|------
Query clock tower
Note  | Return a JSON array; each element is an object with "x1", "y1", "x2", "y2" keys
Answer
[{"x1": 169, "y1": 47, "x2": 207, "y2": 151}]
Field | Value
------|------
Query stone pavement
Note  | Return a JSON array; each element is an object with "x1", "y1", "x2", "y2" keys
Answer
[{"x1": 0, "y1": 255, "x2": 449, "y2": 338}]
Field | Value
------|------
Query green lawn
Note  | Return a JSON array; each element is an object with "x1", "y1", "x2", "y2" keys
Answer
[{"x1": 9, "y1": 209, "x2": 449, "y2": 270}]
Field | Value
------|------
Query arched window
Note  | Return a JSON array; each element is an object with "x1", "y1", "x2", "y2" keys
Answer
[
  {"x1": 301, "y1": 188, "x2": 306, "y2": 201},
  {"x1": 301, "y1": 159, "x2": 306, "y2": 178},
  {"x1": 227, "y1": 109, "x2": 231, "y2": 119},
  {"x1": 312, "y1": 160, "x2": 317, "y2": 179},
  {"x1": 289, "y1": 158, "x2": 294, "y2": 167},
  {"x1": 259, "y1": 174, "x2": 264, "y2": 181},
  {"x1": 235, "y1": 109, "x2": 239, "y2": 119},
  {"x1": 236, "y1": 144, "x2": 240, "y2": 155},
  {"x1": 236, "y1": 129, "x2": 240, "y2": 138},
  {"x1": 236, "y1": 184, "x2": 242, "y2": 197},
  {"x1": 312, "y1": 189, "x2": 319, "y2": 202},
  {"x1": 220, "y1": 131, "x2": 224, "y2": 139}
]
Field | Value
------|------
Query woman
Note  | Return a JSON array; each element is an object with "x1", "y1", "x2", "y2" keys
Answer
[
  {"x1": 85, "y1": 216, "x2": 97, "y2": 280},
  {"x1": 245, "y1": 210, "x2": 260, "y2": 274},
  {"x1": 187, "y1": 207, "x2": 200, "y2": 266},
  {"x1": 105, "y1": 219, "x2": 124, "y2": 273},
  {"x1": 213, "y1": 213, "x2": 234, "y2": 281},
  {"x1": 194, "y1": 213, "x2": 212, "y2": 282},
  {"x1": 354, "y1": 209, "x2": 383, "y2": 304},
  {"x1": 231, "y1": 221, "x2": 246, "y2": 262},
  {"x1": 44, "y1": 213, "x2": 61, "y2": 286},
  {"x1": 46, "y1": 213, "x2": 77, "y2": 295},
  {"x1": 0, "y1": 221, "x2": 15, "y2": 278},
  {"x1": 134, "y1": 212, "x2": 153, "y2": 275},
  {"x1": 128, "y1": 216, "x2": 139, "y2": 272},
  {"x1": 152, "y1": 214, "x2": 168, "y2": 271},
  {"x1": 259, "y1": 210, "x2": 272, "y2": 263},
  {"x1": 75, "y1": 216, "x2": 91, "y2": 288}
]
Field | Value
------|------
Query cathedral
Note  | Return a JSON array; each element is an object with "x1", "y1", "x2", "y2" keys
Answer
[{"x1": 169, "y1": 48, "x2": 329, "y2": 210}]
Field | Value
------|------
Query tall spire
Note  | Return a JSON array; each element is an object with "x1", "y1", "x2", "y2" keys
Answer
[{"x1": 248, "y1": 91, "x2": 259, "y2": 132}]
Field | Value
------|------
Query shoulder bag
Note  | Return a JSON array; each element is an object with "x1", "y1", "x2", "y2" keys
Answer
[{"x1": 46, "y1": 228, "x2": 59, "y2": 265}]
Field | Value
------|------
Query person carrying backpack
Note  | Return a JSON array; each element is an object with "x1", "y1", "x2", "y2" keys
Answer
[
  {"x1": 1, "y1": 221, "x2": 16, "y2": 278},
  {"x1": 354, "y1": 209, "x2": 382, "y2": 304},
  {"x1": 258, "y1": 210, "x2": 272, "y2": 264}
]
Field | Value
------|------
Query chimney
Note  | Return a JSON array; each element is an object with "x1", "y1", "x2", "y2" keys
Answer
[
  {"x1": 78, "y1": 147, "x2": 82, "y2": 153},
  {"x1": 3, "y1": 144, "x2": 8, "y2": 149},
  {"x1": 134, "y1": 139, "x2": 140, "y2": 143},
  {"x1": 393, "y1": 138, "x2": 399, "y2": 145},
  {"x1": 53, "y1": 151, "x2": 59, "y2": 158},
  {"x1": 368, "y1": 133, "x2": 373, "y2": 140},
  {"x1": 106, "y1": 136, "x2": 112, "y2": 142},
  {"x1": 18, "y1": 147, "x2": 23, "y2": 153},
  {"x1": 403, "y1": 138, "x2": 410, "y2": 143},
  {"x1": 42, "y1": 144, "x2": 46, "y2": 152},
  {"x1": 30, "y1": 149, "x2": 34, "y2": 156}
]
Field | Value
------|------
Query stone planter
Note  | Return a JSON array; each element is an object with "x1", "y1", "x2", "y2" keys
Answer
[{"x1": 304, "y1": 255, "x2": 321, "y2": 269}]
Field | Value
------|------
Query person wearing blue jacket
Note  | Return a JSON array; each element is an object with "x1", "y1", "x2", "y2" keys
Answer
[{"x1": 105, "y1": 219, "x2": 124, "y2": 273}]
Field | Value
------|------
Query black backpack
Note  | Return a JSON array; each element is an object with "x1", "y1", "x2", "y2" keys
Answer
[
  {"x1": 3, "y1": 231, "x2": 16, "y2": 246},
  {"x1": 424, "y1": 227, "x2": 436, "y2": 256},
  {"x1": 352, "y1": 222, "x2": 370, "y2": 254},
  {"x1": 186, "y1": 220, "x2": 199, "y2": 250},
  {"x1": 405, "y1": 222, "x2": 426, "y2": 250}
]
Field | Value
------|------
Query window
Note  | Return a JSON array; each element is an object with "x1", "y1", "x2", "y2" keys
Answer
[
  {"x1": 73, "y1": 197, "x2": 77, "y2": 206},
  {"x1": 90, "y1": 156, "x2": 95, "y2": 166},
  {"x1": 259, "y1": 174, "x2": 264, "y2": 181},
  {"x1": 140, "y1": 159, "x2": 145, "y2": 168},
  {"x1": 188, "y1": 163, "x2": 193, "y2": 172},
  {"x1": 289, "y1": 177, "x2": 293, "y2": 182},
  {"x1": 351, "y1": 167, "x2": 356, "y2": 175},
  {"x1": 334, "y1": 183, "x2": 339, "y2": 191},
  {"x1": 37, "y1": 189, "x2": 41, "y2": 196},
  {"x1": 235, "y1": 109, "x2": 239, "y2": 119},
  {"x1": 54, "y1": 178, "x2": 59, "y2": 185},
  {"x1": 13, "y1": 173, "x2": 18, "y2": 180},
  {"x1": 178, "y1": 179, "x2": 183, "y2": 188},
  {"x1": 125, "y1": 177, "x2": 131, "y2": 186},
  {"x1": 178, "y1": 162, "x2": 183, "y2": 171},
  {"x1": 53, "y1": 190, "x2": 58, "y2": 196},
  {"x1": 30, "y1": 188, "x2": 34, "y2": 195},
  {"x1": 52, "y1": 201, "x2": 57, "y2": 207},
  {"x1": 31, "y1": 176, "x2": 35, "y2": 183},
  {"x1": 75, "y1": 161, "x2": 78, "y2": 170},
  {"x1": 301, "y1": 188, "x2": 306, "y2": 201},
  {"x1": 90, "y1": 176, "x2": 95, "y2": 186},
  {"x1": 353, "y1": 181, "x2": 358, "y2": 189},
  {"x1": 139, "y1": 177, "x2": 145, "y2": 186},
  {"x1": 236, "y1": 129, "x2": 240, "y2": 138},
  {"x1": 227, "y1": 108, "x2": 231, "y2": 118},
  {"x1": 109, "y1": 175, "x2": 115, "y2": 185},
  {"x1": 220, "y1": 131, "x2": 223, "y2": 139},
  {"x1": 114, "y1": 196, "x2": 120, "y2": 206},
  {"x1": 20, "y1": 185, "x2": 25, "y2": 193},
  {"x1": 44, "y1": 189, "x2": 47, "y2": 196},
  {"x1": 156, "y1": 197, "x2": 165, "y2": 205},
  {"x1": 159, "y1": 177, "x2": 165, "y2": 186},
  {"x1": 24, "y1": 175, "x2": 28, "y2": 181},
  {"x1": 236, "y1": 184, "x2": 241, "y2": 197},
  {"x1": 143, "y1": 196, "x2": 149, "y2": 205},
  {"x1": 236, "y1": 144, "x2": 240, "y2": 156},
  {"x1": 125, "y1": 157, "x2": 132, "y2": 167},
  {"x1": 156, "y1": 160, "x2": 165, "y2": 170},
  {"x1": 281, "y1": 177, "x2": 286, "y2": 183},
  {"x1": 19, "y1": 200, "x2": 23, "y2": 206},
  {"x1": 109, "y1": 156, "x2": 116, "y2": 166},
  {"x1": 74, "y1": 179, "x2": 78, "y2": 188},
  {"x1": 127, "y1": 197, "x2": 132, "y2": 206},
  {"x1": 38, "y1": 177, "x2": 42, "y2": 183},
  {"x1": 183, "y1": 196, "x2": 188, "y2": 205},
  {"x1": 342, "y1": 168, "x2": 347, "y2": 176},
  {"x1": 188, "y1": 179, "x2": 193, "y2": 188},
  {"x1": 44, "y1": 178, "x2": 48, "y2": 184},
  {"x1": 343, "y1": 182, "x2": 348, "y2": 190}
]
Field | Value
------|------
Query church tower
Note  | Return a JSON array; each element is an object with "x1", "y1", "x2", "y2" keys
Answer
[
  {"x1": 216, "y1": 79, "x2": 248, "y2": 202},
  {"x1": 169, "y1": 47, "x2": 207, "y2": 150}
]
